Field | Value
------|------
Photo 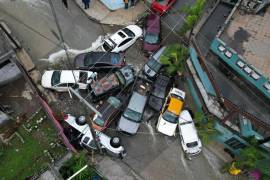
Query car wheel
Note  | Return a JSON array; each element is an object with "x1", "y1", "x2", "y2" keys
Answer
[
  {"x1": 76, "y1": 116, "x2": 87, "y2": 126},
  {"x1": 110, "y1": 136, "x2": 121, "y2": 148}
]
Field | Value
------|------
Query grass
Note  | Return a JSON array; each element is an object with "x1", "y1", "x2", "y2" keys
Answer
[{"x1": 0, "y1": 110, "x2": 67, "y2": 180}]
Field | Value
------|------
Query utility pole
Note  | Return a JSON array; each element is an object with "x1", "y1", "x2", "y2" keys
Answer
[
  {"x1": 48, "y1": 0, "x2": 103, "y2": 154},
  {"x1": 68, "y1": 88, "x2": 103, "y2": 154}
]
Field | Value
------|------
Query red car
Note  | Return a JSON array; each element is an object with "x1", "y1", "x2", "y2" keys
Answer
[
  {"x1": 151, "y1": 0, "x2": 176, "y2": 14},
  {"x1": 143, "y1": 13, "x2": 161, "y2": 54}
]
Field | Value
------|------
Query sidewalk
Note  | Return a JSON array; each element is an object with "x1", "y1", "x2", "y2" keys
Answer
[{"x1": 75, "y1": 0, "x2": 148, "y2": 26}]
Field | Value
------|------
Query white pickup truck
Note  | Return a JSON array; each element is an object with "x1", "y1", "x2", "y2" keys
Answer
[{"x1": 64, "y1": 114, "x2": 126, "y2": 158}]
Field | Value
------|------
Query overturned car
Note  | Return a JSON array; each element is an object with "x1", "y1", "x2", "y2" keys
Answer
[{"x1": 64, "y1": 114, "x2": 126, "y2": 158}]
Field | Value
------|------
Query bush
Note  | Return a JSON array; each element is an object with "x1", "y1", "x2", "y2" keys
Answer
[{"x1": 59, "y1": 153, "x2": 99, "y2": 180}]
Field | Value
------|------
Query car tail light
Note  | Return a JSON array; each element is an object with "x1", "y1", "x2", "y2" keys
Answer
[{"x1": 63, "y1": 114, "x2": 69, "y2": 120}]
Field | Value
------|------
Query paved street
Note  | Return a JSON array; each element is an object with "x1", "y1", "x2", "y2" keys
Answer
[{"x1": 0, "y1": 0, "x2": 103, "y2": 67}]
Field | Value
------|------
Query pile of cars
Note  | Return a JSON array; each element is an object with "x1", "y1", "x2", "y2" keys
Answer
[{"x1": 41, "y1": 8, "x2": 202, "y2": 158}]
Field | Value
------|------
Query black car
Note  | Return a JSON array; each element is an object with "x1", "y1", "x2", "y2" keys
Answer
[
  {"x1": 74, "y1": 51, "x2": 126, "y2": 71},
  {"x1": 148, "y1": 75, "x2": 171, "y2": 111}
]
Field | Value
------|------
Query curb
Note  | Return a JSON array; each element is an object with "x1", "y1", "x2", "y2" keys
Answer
[
  {"x1": 193, "y1": 0, "x2": 221, "y2": 36},
  {"x1": 74, "y1": 0, "x2": 148, "y2": 26}
]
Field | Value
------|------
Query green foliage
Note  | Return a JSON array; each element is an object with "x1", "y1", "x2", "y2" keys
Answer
[
  {"x1": 179, "y1": 0, "x2": 205, "y2": 35},
  {"x1": 59, "y1": 153, "x2": 98, "y2": 180},
  {"x1": 233, "y1": 137, "x2": 270, "y2": 177},
  {"x1": 0, "y1": 110, "x2": 67, "y2": 179},
  {"x1": 160, "y1": 44, "x2": 188, "y2": 76},
  {"x1": 194, "y1": 111, "x2": 219, "y2": 144}
]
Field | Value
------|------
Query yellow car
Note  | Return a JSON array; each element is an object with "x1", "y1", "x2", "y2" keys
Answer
[{"x1": 156, "y1": 88, "x2": 185, "y2": 136}]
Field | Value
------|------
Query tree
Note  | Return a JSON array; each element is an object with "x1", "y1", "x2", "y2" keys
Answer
[
  {"x1": 180, "y1": 0, "x2": 205, "y2": 39},
  {"x1": 194, "y1": 111, "x2": 220, "y2": 144},
  {"x1": 160, "y1": 44, "x2": 188, "y2": 76}
]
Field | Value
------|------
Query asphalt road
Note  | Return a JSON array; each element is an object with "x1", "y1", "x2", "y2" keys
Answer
[{"x1": 0, "y1": 0, "x2": 103, "y2": 66}]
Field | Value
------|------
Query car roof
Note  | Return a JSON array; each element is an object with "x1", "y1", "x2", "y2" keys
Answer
[
  {"x1": 109, "y1": 30, "x2": 128, "y2": 45},
  {"x1": 97, "y1": 98, "x2": 121, "y2": 121},
  {"x1": 128, "y1": 92, "x2": 147, "y2": 113},
  {"x1": 152, "y1": 46, "x2": 166, "y2": 61},
  {"x1": 146, "y1": 14, "x2": 160, "y2": 33},
  {"x1": 168, "y1": 97, "x2": 183, "y2": 116},
  {"x1": 180, "y1": 122, "x2": 199, "y2": 143},
  {"x1": 60, "y1": 71, "x2": 78, "y2": 83}
]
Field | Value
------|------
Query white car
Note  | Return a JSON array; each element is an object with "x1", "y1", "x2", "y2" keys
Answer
[
  {"x1": 156, "y1": 88, "x2": 185, "y2": 136},
  {"x1": 64, "y1": 114, "x2": 126, "y2": 158},
  {"x1": 178, "y1": 110, "x2": 202, "y2": 156},
  {"x1": 101, "y1": 25, "x2": 143, "y2": 53},
  {"x1": 41, "y1": 70, "x2": 97, "y2": 92}
]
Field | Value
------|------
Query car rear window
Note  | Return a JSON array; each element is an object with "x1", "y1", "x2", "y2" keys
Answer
[
  {"x1": 145, "y1": 32, "x2": 159, "y2": 44},
  {"x1": 51, "y1": 71, "x2": 61, "y2": 86},
  {"x1": 186, "y1": 141, "x2": 198, "y2": 148},
  {"x1": 94, "y1": 116, "x2": 105, "y2": 127},
  {"x1": 147, "y1": 58, "x2": 162, "y2": 72},
  {"x1": 111, "y1": 53, "x2": 121, "y2": 64},
  {"x1": 124, "y1": 108, "x2": 141, "y2": 122},
  {"x1": 122, "y1": 28, "x2": 135, "y2": 37}
]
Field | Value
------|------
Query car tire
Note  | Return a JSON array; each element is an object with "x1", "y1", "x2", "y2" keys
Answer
[
  {"x1": 76, "y1": 116, "x2": 87, "y2": 126},
  {"x1": 110, "y1": 136, "x2": 121, "y2": 148}
]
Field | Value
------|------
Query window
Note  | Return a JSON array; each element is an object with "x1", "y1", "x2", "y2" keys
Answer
[
  {"x1": 124, "y1": 108, "x2": 141, "y2": 122},
  {"x1": 118, "y1": 38, "x2": 132, "y2": 47},
  {"x1": 218, "y1": 45, "x2": 226, "y2": 52},
  {"x1": 118, "y1": 31, "x2": 126, "y2": 38},
  {"x1": 147, "y1": 59, "x2": 162, "y2": 72},
  {"x1": 263, "y1": 82, "x2": 270, "y2": 91},
  {"x1": 122, "y1": 28, "x2": 135, "y2": 37},
  {"x1": 57, "y1": 83, "x2": 68, "y2": 87},
  {"x1": 186, "y1": 141, "x2": 198, "y2": 148},
  {"x1": 236, "y1": 60, "x2": 245, "y2": 68},
  {"x1": 251, "y1": 71, "x2": 260, "y2": 80},
  {"x1": 162, "y1": 111, "x2": 178, "y2": 123},
  {"x1": 51, "y1": 71, "x2": 61, "y2": 86},
  {"x1": 224, "y1": 137, "x2": 246, "y2": 150},
  {"x1": 243, "y1": 66, "x2": 252, "y2": 74},
  {"x1": 107, "y1": 97, "x2": 121, "y2": 108},
  {"x1": 224, "y1": 50, "x2": 232, "y2": 58},
  {"x1": 145, "y1": 32, "x2": 159, "y2": 44}
]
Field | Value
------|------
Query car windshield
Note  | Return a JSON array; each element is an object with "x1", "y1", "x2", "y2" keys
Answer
[
  {"x1": 147, "y1": 58, "x2": 162, "y2": 72},
  {"x1": 107, "y1": 97, "x2": 121, "y2": 108},
  {"x1": 103, "y1": 39, "x2": 116, "y2": 51},
  {"x1": 186, "y1": 141, "x2": 198, "y2": 148},
  {"x1": 51, "y1": 71, "x2": 61, "y2": 86},
  {"x1": 145, "y1": 32, "x2": 159, "y2": 44},
  {"x1": 122, "y1": 28, "x2": 135, "y2": 37},
  {"x1": 111, "y1": 53, "x2": 121, "y2": 64},
  {"x1": 115, "y1": 71, "x2": 126, "y2": 85},
  {"x1": 124, "y1": 108, "x2": 141, "y2": 122},
  {"x1": 94, "y1": 116, "x2": 105, "y2": 127},
  {"x1": 84, "y1": 53, "x2": 95, "y2": 66},
  {"x1": 162, "y1": 111, "x2": 178, "y2": 123}
]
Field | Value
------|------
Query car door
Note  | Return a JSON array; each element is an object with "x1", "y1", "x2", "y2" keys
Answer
[
  {"x1": 117, "y1": 38, "x2": 133, "y2": 52},
  {"x1": 55, "y1": 83, "x2": 68, "y2": 92}
]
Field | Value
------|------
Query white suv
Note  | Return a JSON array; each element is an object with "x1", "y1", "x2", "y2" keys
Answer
[
  {"x1": 178, "y1": 110, "x2": 202, "y2": 156},
  {"x1": 41, "y1": 70, "x2": 97, "y2": 92},
  {"x1": 101, "y1": 25, "x2": 142, "y2": 53}
]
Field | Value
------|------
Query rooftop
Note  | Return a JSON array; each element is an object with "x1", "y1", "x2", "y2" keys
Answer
[{"x1": 220, "y1": 7, "x2": 270, "y2": 78}]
